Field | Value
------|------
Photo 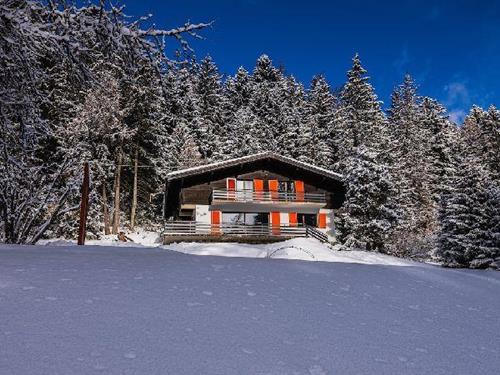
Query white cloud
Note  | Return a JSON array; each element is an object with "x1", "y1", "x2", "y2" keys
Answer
[
  {"x1": 448, "y1": 109, "x2": 466, "y2": 124},
  {"x1": 444, "y1": 82, "x2": 470, "y2": 107}
]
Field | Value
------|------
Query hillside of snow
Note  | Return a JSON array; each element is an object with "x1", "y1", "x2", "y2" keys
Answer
[
  {"x1": 1, "y1": 243, "x2": 499, "y2": 374},
  {"x1": 39, "y1": 233, "x2": 416, "y2": 267}
]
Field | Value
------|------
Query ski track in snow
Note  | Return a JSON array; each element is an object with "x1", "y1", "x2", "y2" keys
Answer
[{"x1": 0, "y1": 243, "x2": 499, "y2": 374}]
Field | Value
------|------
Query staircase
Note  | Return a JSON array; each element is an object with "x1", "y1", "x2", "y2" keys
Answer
[{"x1": 305, "y1": 225, "x2": 329, "y2": 244}]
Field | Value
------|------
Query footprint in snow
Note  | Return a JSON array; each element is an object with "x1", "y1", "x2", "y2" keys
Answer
[
  {"x1": 309, "y1": 365, "x2": 327, "y2": 375},
  {"x1": 124, "y1": 352, "x2": 136, "y2": 359}
]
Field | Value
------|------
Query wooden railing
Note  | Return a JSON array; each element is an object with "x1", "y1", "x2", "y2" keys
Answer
[
  {"x1": 163, "y1": 221, "x2": 308, "y2": 237},
  {"x1": 212, "y1": 189, "x2": 326, "y2": 204},
  {"x1": 306, "y1": 225, "x2": 329, "y2": 243}
]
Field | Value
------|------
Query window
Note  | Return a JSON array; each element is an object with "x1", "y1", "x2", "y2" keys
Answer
[
  {"x1": 244, "y1": 213, "x2": 269, "y2": 225},
  {"x1": 222, "y1": 212, "x2": 244, "y2": 225},
  {"x1": 278, "y1": 181, "x2": 295, "y2": 192},
  {"x1": 222, "y1": 212, "x2": 269, "y2": 225},
  {"x1": 297, "y1": 213, "x2": 317, "y2": 226}
]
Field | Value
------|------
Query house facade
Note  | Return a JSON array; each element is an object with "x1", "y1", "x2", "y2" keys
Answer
[{"x1": 163, "y1": 152, "x2": 345, "y2": 242}]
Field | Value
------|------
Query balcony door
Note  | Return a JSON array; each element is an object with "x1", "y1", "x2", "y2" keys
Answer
[{"x1": 235, "y1": 180, "x2": 253, "y2": 200}]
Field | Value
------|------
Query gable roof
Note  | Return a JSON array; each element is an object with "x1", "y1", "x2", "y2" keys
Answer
[{"x1": 166, "y1": 152, "x2": 343, "y2": 181}]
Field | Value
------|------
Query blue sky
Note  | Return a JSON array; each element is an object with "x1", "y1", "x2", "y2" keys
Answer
[{"x1": 126, "y1": 0, "x2": 499, "y2": 122}]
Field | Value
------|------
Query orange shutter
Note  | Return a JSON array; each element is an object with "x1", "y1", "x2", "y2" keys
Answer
[
  {"x1": 295, "y1": 180, "x2": 304, "y2": 202},
  {"x1": 227, "y1": 178, "x2": 236, "y2": 190},
  {"x1": 318, "y1": 213, "x2": 327, "y2": 229},
  {"x1": 269, "y1": 179, "x2": 279, "y2": 200},
  {"x1": 211, "y1": 211, "x2": 221, "y2": 234},
  {"x1": 271, "y1": 212, "x2": 281, "y2": 235},
  {"x1": 253, "y1": 179, "x2": 264, "y2": 191},
  {"x1": 253, "y1": 179, "x2": 264, "y2": 201},
  {"x1": 227, "y1": 178, "x2": 236, "y2": 200},
  {"x1": 289, "y1": 212, "x2": 298, "y2": 226}
]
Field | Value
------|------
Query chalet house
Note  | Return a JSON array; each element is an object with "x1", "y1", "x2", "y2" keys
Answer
[{"x1": 163, "y1": 152, "x2": 345, "y2": 243}]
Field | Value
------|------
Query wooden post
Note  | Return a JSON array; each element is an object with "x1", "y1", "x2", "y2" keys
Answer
[
  {"x1": 102, "y1": 182, "x2": 110, "y2": 235},
  {"x1": 77, "y1": 162, "x2": 90, "y2": 245},
  {"x1": 112, "y1": 146, "x2": 123, "y2": 235},
  {"x1": 130, "y1": 147, "x2": 139, "y2": 231}
]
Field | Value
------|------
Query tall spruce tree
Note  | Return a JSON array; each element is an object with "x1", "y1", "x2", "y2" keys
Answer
[
  {"x1": 338, "y1": 146, "x2": 398, "y2": 252},
  {"x1": 437, "y1": 154, "x2": 500, "y2": 268},
  {"x1": 339, "y1": 54, "x2": 386, "y2": 169},
  {"x1": 192, "y1": 56, "x2": 225, "y2": 160},
  {"x1": 300, "y1": 75, "x2": 335, "y2": 167}
]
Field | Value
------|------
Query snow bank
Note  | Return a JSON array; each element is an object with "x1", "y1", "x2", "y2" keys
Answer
[
  {"x1": 165, "y1": 237, "x2": 416, "y2": 267},
  {"x1": 38, "y1": 230, "x2": 416, "y2": 266}
]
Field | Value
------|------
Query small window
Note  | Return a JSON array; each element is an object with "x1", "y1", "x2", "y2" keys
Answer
[{"x1": 297, "y1": 213, "x2": 317, "y2": 226}]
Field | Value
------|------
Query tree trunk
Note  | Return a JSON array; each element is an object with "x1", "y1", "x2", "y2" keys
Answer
[
  {"x1": 130, "y1": 147, "x2": 139, "y2": 231},
  {"x1": 112, "y1": 146, "x2": 123, "y2": 235},
  {"x1": 77, "y1": 162, "x2": 90, "y2": 245},
  {"x1": 102, "y1": 181, "x2": 110, "y2": 235}
]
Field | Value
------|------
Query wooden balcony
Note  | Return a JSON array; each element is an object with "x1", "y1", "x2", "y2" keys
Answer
[
  {"x1": 211, "y1": 189, "x2": 326, "y2": 204},
  {"x1": 163, "y1": 221, "x2": 329, "y2": 244}
]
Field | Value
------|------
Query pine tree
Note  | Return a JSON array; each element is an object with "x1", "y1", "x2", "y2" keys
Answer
[
  {"x1": 437, "y1": 155, "x2": 500, "y2": 268},
  {"x1": 300, "y1": 75, "x2": 335, "y2": 166},
  {"x1": 170, "y1": 122, "x2": 203, "y2": 169},
  {"x1": 338, "y1": 146, "x2": 399, "y2": 252},
  {"x1": 386, "y1": 75, "x2": 435, "y2": 255},
  {"x1": 338, "y1": 54, "x2": 386, "y2": 170},
  {"x1": 280, "y1": 76, "x2": 306, "y2": 158},
  {"x1": 249, "y1": 55, "x2": 284, "y2": 152},
  {"x1": 192, "y1": 55, "x2": 225, "y2": 160}
]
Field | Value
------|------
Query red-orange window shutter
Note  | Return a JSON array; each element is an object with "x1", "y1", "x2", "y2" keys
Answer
[
  {"x1": 318, "y1": 213, "x2": 327, "y2": 229},
  {"x1": 211, "y1": 211, "x2": 221, "y2": 235},
  {"x1": 253, "y1": 179, "x2": 264, "y2": 191},
  {"x1": 289, "y1": 212, "x2": 298, "y2": 226},
  {"x1": 271, "y1": 212, "x2": 281, "y2": 235},
  {"x1": 211, "y1": 211, "x2": 221, "y2": 224},
  {"x1": 295, "y1": 180, "x2": 304, "y2": 201},
  {"x1": 227, "y1": 178, "x2": 236, "y2": 191},
  {"x1": 269, "y1": 179, "x2": 279, "y2": 200}
]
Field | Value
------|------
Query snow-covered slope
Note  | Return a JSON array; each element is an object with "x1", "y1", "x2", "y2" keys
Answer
[
  {"x1": 40, "y1": 233, "x2": 414, "y2": 266},
  {"x1": 1, "y1": 244, "x2": 499, "y2": 375},
  {"x1": 166, "y1": 237, "x2": 414, "y2": 266}
]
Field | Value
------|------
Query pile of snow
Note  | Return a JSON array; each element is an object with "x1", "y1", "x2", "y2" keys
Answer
[
  {"x1": 165, "y1": 237, "x2": 415, "y2": 266},
  {"x1": 37, "y1": 229, "x2": 161, "y2": 248},
  {"x1": 39, "y1": 231, "x2": 415, "y2": 266}
]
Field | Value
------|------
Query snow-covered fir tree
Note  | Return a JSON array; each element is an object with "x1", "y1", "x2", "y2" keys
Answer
[
  {"x1": 192, "y1": 56, "x2": 225, "y2": 160},
  {"x1": 437, "y1": 154, "x2": 500, "y2": 268},
  {"x1": 338, "y1": 54, "x2": 386, "y2": 171},
  {"x1": 338, "y1": 146, "x2": 399, "y2": 252},
  {"x1": 249, "y1": 54, "x2": 285, "y2": 152},
  {"x1": 170, "y1": 122, "x2": 204, "y2": 169}
]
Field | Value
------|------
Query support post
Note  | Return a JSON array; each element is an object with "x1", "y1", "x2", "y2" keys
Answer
[{"x1": 78, "y1": 162, "x2": 90, "y2": 245}]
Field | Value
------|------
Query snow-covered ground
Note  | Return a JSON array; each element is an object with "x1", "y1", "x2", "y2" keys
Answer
[
  {"x1": 1, "y1": 243, "x2": 499, "y2": 374},
  {"x1": 39, "y1": 232, "x2": 415, "y2": 267}
]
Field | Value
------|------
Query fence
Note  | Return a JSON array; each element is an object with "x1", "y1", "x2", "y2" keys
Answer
[
  {"x1": 163, "y1": 221, "x2": 307, "y2": 237},
  {"x1": 163, "y1": 221, "x2": 330, "y2": 243},
  {"x1": 211, "y1": 189, "x2": 326, "y2": 204}
]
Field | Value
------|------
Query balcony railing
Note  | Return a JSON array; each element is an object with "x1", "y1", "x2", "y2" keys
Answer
[
  {"x1": 211, "y1": 189, "x2": 326, "y2": 204},
  {"x1": 163, "y1": 221, "x2": 308, "y2": 237}
]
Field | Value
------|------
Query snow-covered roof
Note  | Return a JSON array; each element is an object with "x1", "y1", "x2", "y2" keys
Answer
[{"x1": 166, "y1": 152, "x2": 343, "y2": 181}]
